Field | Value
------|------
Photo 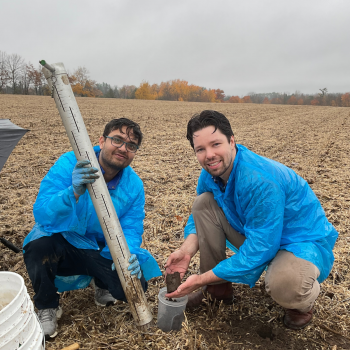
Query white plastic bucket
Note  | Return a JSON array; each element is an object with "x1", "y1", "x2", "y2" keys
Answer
[{"x1": 0, "y1": 272, "x2": 45, "y2": 350}]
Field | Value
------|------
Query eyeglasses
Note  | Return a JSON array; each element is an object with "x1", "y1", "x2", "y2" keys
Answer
[{"x1": 104, "y1": 135, "x2": 139, "y2": 153}]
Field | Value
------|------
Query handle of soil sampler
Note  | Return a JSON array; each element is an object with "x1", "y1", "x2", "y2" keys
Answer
[
  {"x1": 39, "y1": 60, "x2": 55, "y2": 73},
  {"x1": 0, "y1": 237, "x2": 21, "y2": 253}
]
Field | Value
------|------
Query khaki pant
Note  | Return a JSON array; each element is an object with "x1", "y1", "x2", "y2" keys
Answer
[{"x1": 192, "y1": 192, "x2": 320, "y2": 312}]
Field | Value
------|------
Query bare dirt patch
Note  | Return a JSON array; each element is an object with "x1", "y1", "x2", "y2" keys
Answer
[{"x1": 0, "y1": 95, "x2": 349, "y2": 349}]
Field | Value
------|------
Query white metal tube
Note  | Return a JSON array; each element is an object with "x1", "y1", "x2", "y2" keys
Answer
[{"x1": 40, "y1": 61, "x2": 152, "y2": 327}]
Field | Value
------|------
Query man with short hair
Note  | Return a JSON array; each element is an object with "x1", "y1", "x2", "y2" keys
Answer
[
  {"x1": 165, "y1": 110, "x2": 338, "y2": 330},
  {"x1": 23, "y1": 118, "x2": 161, "y2": 339}
]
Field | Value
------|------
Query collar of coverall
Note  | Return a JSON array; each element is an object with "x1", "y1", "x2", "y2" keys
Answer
[{"x1": 94, "y1": 149, "x2": 123, "y2": 190}]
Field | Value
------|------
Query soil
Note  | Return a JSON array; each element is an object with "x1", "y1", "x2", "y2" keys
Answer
[
  {"x1": 0, "y1": 291, "x2": 16, "y2": 311},
  {"x1": 166, "y1": 272, "x2": 181, "y2": 293},
  {"x1": 0, "y1": 95, "x2": 349, "y2": 349},
  {"x1": 0, "y1": 302, "x2": 9, "y2": 311},
  {"x1": 165, "y1": 298, "x2": 177, "y2": 302}
]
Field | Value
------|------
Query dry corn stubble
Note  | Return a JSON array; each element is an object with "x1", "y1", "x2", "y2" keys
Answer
[{"x1": 0, "y1": 95, "x2": 349, "y2": 349}]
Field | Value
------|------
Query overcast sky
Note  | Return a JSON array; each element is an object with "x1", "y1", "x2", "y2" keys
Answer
[{"x1": 1, "y1": 0, "x2": 349, "y2": 96}]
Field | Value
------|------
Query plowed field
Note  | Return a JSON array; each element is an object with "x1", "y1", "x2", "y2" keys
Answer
[{"x1": 0, "y1": 95, "x2": 349, "y2": 349}]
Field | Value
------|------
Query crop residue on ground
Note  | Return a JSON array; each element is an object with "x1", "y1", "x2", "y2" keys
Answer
[{"x1": 0, "y1": 95, "x2": 349, "y2": 349}]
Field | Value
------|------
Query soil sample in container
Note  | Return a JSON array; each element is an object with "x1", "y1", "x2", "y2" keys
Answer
[
  {"x1": 0, "y1": 302, "x2": 9, "y2": 311},
  {"x1": 166, "y1": 272, "x2": 181, "y2": 293},
  {"x1": 0, "y1": 291, "x2": 16, "y2": 311}
]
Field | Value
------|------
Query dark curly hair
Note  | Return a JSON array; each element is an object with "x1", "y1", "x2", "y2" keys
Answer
[
  {"x1": 186, "y1": 110, "x2": 234, "y2": 149},
  {"x1": 103, "y1": 118, "x2": 143, "y2": 146}
]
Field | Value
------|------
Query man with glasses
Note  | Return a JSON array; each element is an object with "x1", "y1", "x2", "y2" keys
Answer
[
  {"x1": 165, "y1": 110, "x2": 338, "y2": 330},
  {"x1": 23, "y1": 118, "x2": 161, "y2": 339}
]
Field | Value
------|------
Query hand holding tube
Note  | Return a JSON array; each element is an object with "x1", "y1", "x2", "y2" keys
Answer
[
  {"x1": 72, "y1": 160, "x2": 99, "y2": 196},
  {"x1": 112, "y1": 254, "x2": 142, "y2": 279}
]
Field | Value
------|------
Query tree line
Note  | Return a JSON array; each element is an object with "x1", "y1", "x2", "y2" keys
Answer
[
  {"x1": 0, "y1": 52, "x2": 47, "y2": 95},
  {"x1": 225, "y1": 89, "x2": 350, "y2": 107},
  {"x1": 1, "y1": 51, "x2": 349, "y2": 107}
]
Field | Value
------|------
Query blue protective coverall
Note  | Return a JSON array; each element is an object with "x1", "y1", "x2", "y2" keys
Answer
[
  {"x1": 23, "y1": 146, "x2": 162, "y2": 292},
  {"x1": 184, "y1": 145, "x2": 338, "y2": 287}
]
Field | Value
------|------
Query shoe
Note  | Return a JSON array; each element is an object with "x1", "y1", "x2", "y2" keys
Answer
[
  {"x1": 186, "y1": 286, "x2": 208, "y2": 308},
  {"x1": 284, "y1": 308, "x2": 313, "y2": 330},
  {"x1": 186, "y1": 282, "x2": 234, "y2": 309},
  {"x1": 94, "y1": 284, "x2": 116, "y2": 307},
  {"x1": 37, "y1": 306, "x2": 62, "y2": 339},
  {"x1": 207, "y1": 282, "x2": 234, "y2": 305}
]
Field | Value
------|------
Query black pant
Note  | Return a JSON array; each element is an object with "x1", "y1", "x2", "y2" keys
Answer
[{"x1": 23, "y1": 233, "x2": 147, "y2": 309}]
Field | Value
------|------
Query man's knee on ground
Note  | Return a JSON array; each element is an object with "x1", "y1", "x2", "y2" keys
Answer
[
  {"x1": 192, "y1": 192, "x2": 215, "y2": 213},
  {"x1": 24, "y1": 235, "x2": 60, "y2": 263},
  {"x1": 265, "y1": 271, "x2": 319, "y2": 310},
  {"x1": 108, "y1": 276, "x2": 148, "y2": 302}
]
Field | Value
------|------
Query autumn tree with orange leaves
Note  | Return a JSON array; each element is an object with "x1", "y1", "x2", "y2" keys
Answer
[
  {"x1": 215, "y1": 89, "x2": 225, "y2": 102},
  {"x1": 135, "y1": 79, "x2": 218, "y2": 103},
  {"x1": 69, "y1": 66, "x2": 102, "y2": 97},
  {"x1": 287, "y1": 95, "x2": 297, "y2": 105},
  {"x1": 341, "y1": 93, "x2": 350, "y2": 107},
  {"x1": 225, "y1": 95, "x2": 256, "y2": 104},
  {"x1": 227, "y1": 96, "x2": 241, "y2": 103},
  {"x1": 135, "y1": 81, "x2": 157, "y2": 100},
  {"x1": 270, "y1": 97, "x2": 282, "y2": 104}
]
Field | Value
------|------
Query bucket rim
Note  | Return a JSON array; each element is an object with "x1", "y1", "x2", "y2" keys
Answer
[
  {"x1": 0, "y1": 271, "x2": 25, "y2": 317},
  {"x1": 158, "y1": 287, "x2": 188, "y2": 307},
  {"x1": 0, "y1": 290, "x2": 27, "y2": 327},
  {"x1": 0, "y1": 292, "x2": 30, "y2": 336}
]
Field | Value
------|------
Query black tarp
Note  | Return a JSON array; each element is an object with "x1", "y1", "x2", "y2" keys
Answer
[{"x1": 0, "y1": 119, "x2": 29, "y2": 172}]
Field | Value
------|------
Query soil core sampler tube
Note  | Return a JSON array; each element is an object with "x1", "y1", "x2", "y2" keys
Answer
[{"x1": 40, "y1": 60, "x2": 152, "y2": 328}]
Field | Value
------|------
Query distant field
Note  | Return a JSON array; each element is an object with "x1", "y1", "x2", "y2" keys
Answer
[{"x1": 0, "y1": 95, "x2": 349, "y2": 349}]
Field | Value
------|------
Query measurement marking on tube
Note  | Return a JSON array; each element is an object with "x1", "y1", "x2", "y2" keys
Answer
[
  {"x1": 86, "y1": 151, "x2": 99, "y2": 199},
  {"x1": 69, "y1": 107, "x2": 80, "y2": 133},
  {"x1": 131, "y1": 278, "x2": 141, "y2": 298},
  {"x1": 90, "y1": 181, "x2": 98, "y2": 199},
  {"x1": 71, "y1": 132, "x2": 82, "y2": 156},
  {"x1": 117, "y1": 259, "x2": 127, "y2": 282},
  {"x1": 102, "y1": 217, "x2": 113, "y2": 240},
  {"x1": 113, "y1": 235, "x2": 125, "y2": 259},
  {"x1": 85, "y1": 151, "x2": 91, "y2": 162},
  {"x1": 53, "y1": 85, "x2": 65, "y2": 111},
  {"x1": 100, "y1": 194, "x2": 111, "y2": 217}
]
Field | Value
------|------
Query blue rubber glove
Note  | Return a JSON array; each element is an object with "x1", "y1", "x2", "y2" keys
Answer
[
  {"x1": 111, "y1": 254, "x2": 142, "y2": 279},
  {"x1": 72, "y1": 160, "x2": 99, "y2": 196}
]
